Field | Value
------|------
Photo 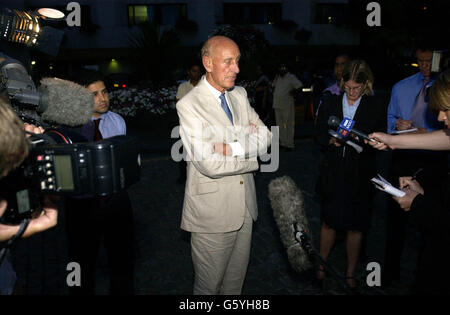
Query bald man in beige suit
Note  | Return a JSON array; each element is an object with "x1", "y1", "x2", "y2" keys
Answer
[{"x1": 176, "y1": 36, "x2": 272, "y2": 295}]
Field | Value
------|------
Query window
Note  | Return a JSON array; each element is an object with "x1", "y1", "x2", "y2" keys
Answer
[
  {"x1": 314, "y1": 3, "x2": 347, "y2": 25},
  {"x1": 223, "y1": 3, "x2": 282, "y2": 25},
  {"x1": 128, "y1": 4, "x2": 187, "y2": 26}
]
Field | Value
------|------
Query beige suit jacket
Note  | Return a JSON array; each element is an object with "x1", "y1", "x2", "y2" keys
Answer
[{"x1": 176, "y1": 78, "x2": 272, "y2": 233}]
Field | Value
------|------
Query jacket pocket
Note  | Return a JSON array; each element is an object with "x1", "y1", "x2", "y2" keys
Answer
[{"x1": 196, "y1": 182, "x2": 219, "y2": 195}]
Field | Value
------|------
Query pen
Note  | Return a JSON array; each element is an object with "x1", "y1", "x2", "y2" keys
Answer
[
  {"x1": 411, "y1": 168, "x2": 423, "y2": 181},
  {"x1": 401, "y1": 168, "x2": 423, "y2": 190}
]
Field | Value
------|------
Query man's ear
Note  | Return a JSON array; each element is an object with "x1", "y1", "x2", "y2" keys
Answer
[{"x1": 202, "y1": 56, "x2": 212, "y2": 73}]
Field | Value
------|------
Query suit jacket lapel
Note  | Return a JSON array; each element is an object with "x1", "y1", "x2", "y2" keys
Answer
[
  {"x1": 226, "y1": 91, "x2": 240, "y2": 126},
  {"x1": 352, "y1": 95, "x2": 367, "y2": 125},
  {"x1": 196, "y1": 80, "x2": 233, "y2": 127},
  {"x1": 336, "y1": 94, "x2": 344, "y2": 119}
]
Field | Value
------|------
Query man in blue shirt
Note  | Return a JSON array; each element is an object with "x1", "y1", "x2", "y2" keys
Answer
[
  {"x1": 387, "y1": 48, "x2": 442, "y2": 133},
  {"x1": 89, "y1": 79, "x2": 127, "y2": 138},
  {"x1": 65, "y1": 71, "x2": 135, "y2": 295}
]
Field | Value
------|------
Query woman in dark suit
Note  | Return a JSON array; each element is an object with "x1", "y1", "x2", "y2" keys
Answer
[{"x1": 315, "y1": 60, "x2": 386, "y2": 288}]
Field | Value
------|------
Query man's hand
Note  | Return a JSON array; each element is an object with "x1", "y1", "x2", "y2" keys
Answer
[
  {"x1": 399, "y1": 177, "x2": 424, "y2": 195},
  {"x1": 213, "y1": 143, "x2": 233, "y2": 156},
  {"x1": 392, "y1": 178, "x2": 424, "y2": 212},
  {"x1": 392, "y1": 188, "x2": 420, "y2": 211},
  {"x1": 395, "y1": 118, "x2": 413, "y2": 131},
  {"x1": 249, "y1": 123, "x2": 258, "y2": 134}
]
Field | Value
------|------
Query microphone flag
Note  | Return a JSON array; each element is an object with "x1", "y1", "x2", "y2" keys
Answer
[{"x1": 337, "y1": 117, "x2": 354, "y2": 138}]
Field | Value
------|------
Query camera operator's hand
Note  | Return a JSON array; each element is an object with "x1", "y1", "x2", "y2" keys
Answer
[
  {"x1": 0, "y1": 199, "x2": 19, "y2": 242},
  {"x1": 0, "y1": 196, "x2": 58, "y2": 242},
  {"x1": 22, "y1": 195, "x2": 58, "y2": 238},
  {"x1": 23, "y1": 123, "x2": 45, "y2": 137}
]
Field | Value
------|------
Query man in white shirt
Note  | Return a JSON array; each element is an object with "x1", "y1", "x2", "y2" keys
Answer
[
  {"x1": 176, "y1": 63, "x2": 202, "y2": 101},
  {"x1": 272, "y1": 64, "x2": 303, "y2": 150}
]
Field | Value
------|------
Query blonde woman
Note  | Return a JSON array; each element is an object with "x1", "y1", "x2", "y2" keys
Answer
[{"x1": 315, "y1": 60, "x2": 386, "y2": 289}]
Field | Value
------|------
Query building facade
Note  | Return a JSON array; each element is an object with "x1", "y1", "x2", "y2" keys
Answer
[{"x1": 1, "y1": 0, "x2": 360, "y2": 79}]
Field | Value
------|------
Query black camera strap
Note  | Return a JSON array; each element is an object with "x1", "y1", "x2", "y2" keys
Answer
[{"x1": 0, "y1": 219, "x2": 30, "y2": 265}]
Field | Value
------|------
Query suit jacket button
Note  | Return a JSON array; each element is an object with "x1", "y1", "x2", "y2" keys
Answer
[{"x1": 240, "y1": 181, "x2": 243, "y2": 185}]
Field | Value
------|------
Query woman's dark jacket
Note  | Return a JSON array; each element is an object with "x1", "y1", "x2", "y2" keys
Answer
[{"x1": 315, "y1": 94, "x2": 387, "y2": 205}]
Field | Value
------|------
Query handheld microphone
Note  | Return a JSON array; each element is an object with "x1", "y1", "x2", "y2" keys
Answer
[
  {"x1": 328, "y1": 129, "x2": 363, "y2": 153},
  {"x1": 268, "y1": 175, "x2": 313, "y2": 274},
  {"x1": 328, "y1": 115, "x2": 376, "y2": 142},
  {"x1": 38, "y1": 77, "x2": 94, "y2": 126}
]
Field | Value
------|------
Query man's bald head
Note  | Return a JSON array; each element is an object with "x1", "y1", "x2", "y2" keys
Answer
[
  {"x1": 201, "y1": 36, "x2": 241, "y2": 93},
  {"x1": 201, "y1": 36, "x2": 238, "y2": 58}
]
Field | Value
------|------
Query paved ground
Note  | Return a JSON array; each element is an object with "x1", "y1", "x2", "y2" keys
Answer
[{"x1": 9, "y1": 119, "x2": 419, "y2": 295}]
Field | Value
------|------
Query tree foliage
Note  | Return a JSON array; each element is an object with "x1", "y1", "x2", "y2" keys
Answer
[
  {"x1": 210, "y1": 25, "x2": 277, "y2": 80},
  {"x1": 129, "y1": 21, "x2": 180, "y2": 86}
]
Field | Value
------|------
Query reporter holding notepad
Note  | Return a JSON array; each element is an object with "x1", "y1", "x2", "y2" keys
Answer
[{"x1": 369, "y1": 69, "x2": 450, "y2": 295}]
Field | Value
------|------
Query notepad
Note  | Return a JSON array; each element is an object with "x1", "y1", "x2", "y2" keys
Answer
[
  {"x1": 390, "y1": 128, "x2": 418, "y2": 135},
  {"x1": 371, "y1": 174, "x2": 405, "y2": 197}
]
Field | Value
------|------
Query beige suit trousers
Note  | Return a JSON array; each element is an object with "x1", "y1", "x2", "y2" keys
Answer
[
  {"x1": 274, "y1": 104, "x2": 295, "y2": 148},
  {"x1": 191, "y1": 208, "x2": 253, "y2": 295}
]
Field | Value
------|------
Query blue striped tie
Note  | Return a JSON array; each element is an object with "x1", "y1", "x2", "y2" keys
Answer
[{"x1": 219, "y1": 93, "x2": 233, "y2": 124}]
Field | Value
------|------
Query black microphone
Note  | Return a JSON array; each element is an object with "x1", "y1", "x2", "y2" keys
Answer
[
  {"x1": 268, "y1": 175, "x2": 313, "y2": 274},
  {"x1": 328, "y1": 115, "x2": 375, "y2": 142},
  {"x1": 38, "y1": 77, "x2": 94, "y2": 126}
]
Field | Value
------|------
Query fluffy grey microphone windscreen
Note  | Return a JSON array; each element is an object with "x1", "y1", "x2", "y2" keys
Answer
[
  {"x1": 268, "y1": 175, "x2": 313, "y2": 273},
  {"x1": 38, "y1": 77, "x2": 94, "y2": 126}
]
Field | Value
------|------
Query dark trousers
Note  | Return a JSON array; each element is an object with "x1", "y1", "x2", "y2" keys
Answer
[{"x1": 65, "y1": 191, "x2": 135, "y2": 295}]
